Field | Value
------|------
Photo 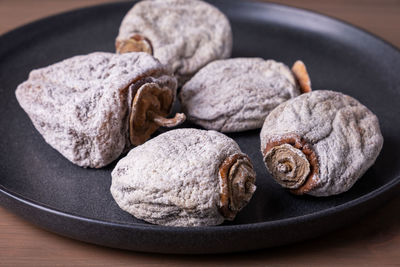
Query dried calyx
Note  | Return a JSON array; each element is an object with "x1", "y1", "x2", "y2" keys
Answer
[
  {"x1": 219, "y1": 154, "x2": 256, "y2": 220},
  {"x1": 129, "y1": 82, "x2": 185, "y2": 146},
  {"x1": 264, "y1": 144, "x2": 309, "y2": 189},
  {"x1": 263, "y1": 134, "x2": 319, "y2": 195},
  {"x1": 292, "y1": 60, "x2": 312, "y2": 94},
  {"x1": 116, "y1": 34, "x2": 153, "y2": 55}
]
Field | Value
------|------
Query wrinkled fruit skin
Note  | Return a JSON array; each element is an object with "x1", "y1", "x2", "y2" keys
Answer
[
  {"x1": 116, "y1": 0, "x2": 232, "y2": 85},
  {"x1": 260, "y1": 90, "x2": 383, "y2": 196},
  {"x1": 111, "y1": 128, "x2": 256, "y2": 227},
  {"x1": 16, "y1": 52, "x2": 177, "y2": 168},
  {"x1": 179, "y1": 58, "x2": 301, "y2": 132}
]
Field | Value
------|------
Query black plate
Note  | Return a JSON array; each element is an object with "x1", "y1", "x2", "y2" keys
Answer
[{"x1": 1, "y1": 0, "x2": 400, "y2": 254}]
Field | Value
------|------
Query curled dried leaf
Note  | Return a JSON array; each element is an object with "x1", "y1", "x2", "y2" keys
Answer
[
  {"x1": 129, "y1": 82, "x2": 184, "y2": 146},
  {"x1": 264, "y1": 144, "x2": 310, "y2": 189},
  {"x1": 219, "y1": 154, "x2": 256, "y2": 220},
  {"x1": 292, "y1": 60, "x2": 312, "y2": 94},
  {"x1": 263, "y1": 134, "x2": 319, "y2": 194},
  {"x1": 116, "y1": 34, "x2": 153, "y2": 55}
]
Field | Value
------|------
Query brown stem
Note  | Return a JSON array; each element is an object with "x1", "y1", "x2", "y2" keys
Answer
[
  {"x1": 264, "y1": 144, "x2": 310, "y2": 189},
  {"x1": 116, "y1": 34, "x2": 153, "y2": 55},
  {"x1": 263, "y1": 134, "x2": 319, "y2": 195},
  {"x1": 129, "y1": 83, "x2": 180, "y2": 146},
  {"x1": 148, "y1": 111, "x2": 186, "y2": 127},
  {"x1": 219, "y1": 154, "x2": 256, "y2": 220},
  {"x1": 292, "y1": 60, "x2": 312, "y2": 94}
]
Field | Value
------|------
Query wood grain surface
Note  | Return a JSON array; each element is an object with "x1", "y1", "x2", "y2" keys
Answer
[{"x1": 0, "y1": 0, "x2": 399, "y2": 266}]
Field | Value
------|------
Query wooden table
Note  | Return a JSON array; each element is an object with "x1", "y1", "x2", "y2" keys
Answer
[{"x1": 1, "y1": 0, "x2": 399, "y2": 266}]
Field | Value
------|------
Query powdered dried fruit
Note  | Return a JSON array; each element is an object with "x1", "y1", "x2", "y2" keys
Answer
[
  {"x1": 16, "y1": 52, "x2": 184, "y2": 168},
  {"x1": 260, "y1": 90, "x2": 383, "y2": 196},
  {"x1": 110, "y1": 128, "x2": 256, "y2": 227},
  {"x1": 179, "y1": 58, "x2": 311, "y2": 132},
  {"x1": 116, "y1": 0, "x2": 232, "y2": 85}
]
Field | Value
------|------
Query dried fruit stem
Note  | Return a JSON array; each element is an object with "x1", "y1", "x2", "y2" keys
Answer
[
  {"x1": 219, "y1": 154, "x2": 256, "y2": 220},
  {"x1": 263, "y1": 134, "x2": 319, "y2": 195},
  {"x1": 116, "y1": 34, "x2": 153, "y2": 55},
  {"x1": 264, "y1": 144, "x2": 310, "y2": 189},
  {"x1": 292, "y1": 60, "x2": 312, "y2": 94},
  {"x1": 148, "y1": 111, "x2": 186, "y2": 127},
  {"x1": 129, "y1": 83, "x2": 184, "y2": 146}
]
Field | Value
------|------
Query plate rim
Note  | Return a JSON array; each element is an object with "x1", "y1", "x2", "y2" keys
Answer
[
  {"x1": 1, "y1": 0, "x2": 400, "y2": 56},
  {"x1": 1, "y1": 176, "x2": 400, "y2": 232}
]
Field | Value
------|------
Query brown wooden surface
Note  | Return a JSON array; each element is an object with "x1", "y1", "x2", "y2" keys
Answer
[{"x1": 0, "y1": 0, "x2": 399, "y2": 266}]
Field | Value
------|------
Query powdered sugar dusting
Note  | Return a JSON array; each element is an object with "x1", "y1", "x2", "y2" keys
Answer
[
  {"x1": 260, "y1": 90, "x2": 383, "y2": 196},
  {"x1": 111, "y1": 128, "x2": 249, "y2": 226},
  {"x1": 180, "y1": 58, "x2": 301, "y2": 132},
  {"x1": 16, "y1": 52, "x2": 177, "y2": 168},
  {"x1": 117, "y1": 0, "x2": 232, "y2": 84}
]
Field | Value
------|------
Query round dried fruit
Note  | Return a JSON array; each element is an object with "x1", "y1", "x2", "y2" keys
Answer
[
  {"x1": 16, "y1": 52, "x2": 185, "y2": 168},
  {"x1": 116, "y1": 0, "x2": 232, "y2": 85},
  {"x1": 110, "y1": 128, "x2": 256, "y2": 227},
  {"x1": 179, "y1": 58, "x2": 311, "y2": 132},
  {"x1": 260, "y1": 90, "x2": 383, "y2": 196}
]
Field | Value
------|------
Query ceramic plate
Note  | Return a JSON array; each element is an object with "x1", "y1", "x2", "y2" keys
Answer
[{"x1": 1, "y1": 0, "x2": 399, "y2": 254}]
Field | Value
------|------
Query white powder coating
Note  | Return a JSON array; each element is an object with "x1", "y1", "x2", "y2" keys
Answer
[
  {"x1": 111, "y1": 128, "x2": 248, "y2": 227},
  {"x1": 15, "y1": 52, "x2": 177, "y2": 168},
  {"x1": 179, "y1": 58, "x2": 301, "y2": 132},
  {"x1": 116, "y1": 0, "x2": 232, "y2": 84},
  {"x1": 260, "y1": 90, "x2": 383, "y2": 196}
]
